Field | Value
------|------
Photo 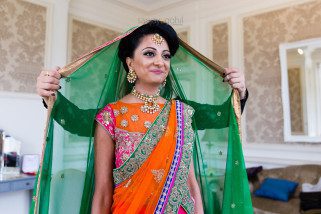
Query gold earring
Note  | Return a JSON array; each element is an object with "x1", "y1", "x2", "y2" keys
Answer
[
  {"x1": 162, "y1": 78, "x2": 167, "y2": 87},
  {"x1": 127, "y1": 68, "x2": 137, "y2": 83}
]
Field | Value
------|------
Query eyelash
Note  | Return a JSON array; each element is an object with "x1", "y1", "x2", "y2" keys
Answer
[{"x1": 143, "y1": 51, "x2": 171, "y2": 60}]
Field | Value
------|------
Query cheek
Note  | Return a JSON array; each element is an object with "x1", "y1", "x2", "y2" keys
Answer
[{"x1": 164, "y1": 61, "x2": 170, "y2": 74}]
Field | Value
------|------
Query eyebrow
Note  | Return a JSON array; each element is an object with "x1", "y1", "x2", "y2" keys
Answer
[{"x1": 142, "y1": 47, "x2": 170, "y2": 52}]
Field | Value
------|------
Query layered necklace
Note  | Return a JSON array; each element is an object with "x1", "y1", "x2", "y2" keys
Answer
[{"x1": 131, "y1": 86, "x2": 161, "y2": 114}]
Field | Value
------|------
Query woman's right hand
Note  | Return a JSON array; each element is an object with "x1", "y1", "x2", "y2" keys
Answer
[{"x1": 36, "y1": 66, "x2": 61, "y2": 104}]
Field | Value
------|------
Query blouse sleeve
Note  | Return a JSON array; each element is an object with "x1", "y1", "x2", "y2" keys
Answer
[{"x1": 95, "y1": 104, "x2": 116, "y2": 140}]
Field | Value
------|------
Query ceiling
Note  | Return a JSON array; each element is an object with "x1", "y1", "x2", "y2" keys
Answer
[{"x1": 110, "y1": 0, "x2": 194, "y2": 13}]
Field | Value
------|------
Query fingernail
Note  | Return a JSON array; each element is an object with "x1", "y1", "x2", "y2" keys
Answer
[{"x1": 51, "y1": 93, "x2": 55, "y2": 96}]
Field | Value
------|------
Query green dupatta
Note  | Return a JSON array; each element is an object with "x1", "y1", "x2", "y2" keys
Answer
[{"x1": 30, "y1": 27, "x2": 252, "y2": 214}]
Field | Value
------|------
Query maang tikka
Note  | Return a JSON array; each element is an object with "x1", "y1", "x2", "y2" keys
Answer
[{"x1": 152, "y1": 33, "x2": 164, "y2": 45}]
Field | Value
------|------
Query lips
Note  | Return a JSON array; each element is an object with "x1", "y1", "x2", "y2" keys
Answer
[{"x1": 150, "y1": 69, "x2": 163, "y2": 74}]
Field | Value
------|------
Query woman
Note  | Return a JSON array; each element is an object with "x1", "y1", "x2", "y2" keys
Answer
[{"x1": 33, "y1": 20, "x2": 251, "y2": 214}]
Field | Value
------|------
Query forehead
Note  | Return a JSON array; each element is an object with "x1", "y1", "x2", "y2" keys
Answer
[{"x1": 137, "y1": 34, "x2": 169, "y2": 51}]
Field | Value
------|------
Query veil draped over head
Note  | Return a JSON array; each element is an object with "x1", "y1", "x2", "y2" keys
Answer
[{"x1": 30, "y1": 24, "x2": 252, "y2": 214}]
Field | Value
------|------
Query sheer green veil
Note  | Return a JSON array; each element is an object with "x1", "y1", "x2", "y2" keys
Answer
[{"x1": 30, "y1": 26, "x2": 252, "y2": 214}]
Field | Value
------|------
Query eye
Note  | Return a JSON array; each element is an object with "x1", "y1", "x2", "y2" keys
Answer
[
  {"x1": 163, "y1": 54, "x2": 171, "y2": 60},
  {"x1": 143, "y1": 51, "x2": 155, "y2": 57}
]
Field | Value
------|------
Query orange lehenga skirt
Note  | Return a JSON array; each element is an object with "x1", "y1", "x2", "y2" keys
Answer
[{"x1": 112, "y1": 100, "x2": 195, "y2": 214}]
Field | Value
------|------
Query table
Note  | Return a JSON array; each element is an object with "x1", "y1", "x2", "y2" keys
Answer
[{"x1": 0, "y1": 174, "x2": 36, "y2": 193}]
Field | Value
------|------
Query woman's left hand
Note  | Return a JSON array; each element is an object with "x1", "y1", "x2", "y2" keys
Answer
[{"x1": 224, "y1": 68, "x2": 247, "y2": 99}]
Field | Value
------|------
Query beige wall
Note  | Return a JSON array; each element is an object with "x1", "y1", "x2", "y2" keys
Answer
[
  {"x1": 178, "y1": 31, "x2": 189, "y2": 44},
  {"x1": 70, "y1": 19, "x2": 120, "y2": 61},
  {"x1": 212, "y1": 23, "x2": 229, "y2": 68},
  {"x1": 243, "y1": 0, "x2": 321, "y2": 144},
  {"x1": 0, "y1": 0, "x2": 46, "y2": 93}
]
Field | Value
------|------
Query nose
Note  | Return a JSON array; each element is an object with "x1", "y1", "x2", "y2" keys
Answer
[{"x1": 153, "y1": 54, "x2": 164, "y2": 67}]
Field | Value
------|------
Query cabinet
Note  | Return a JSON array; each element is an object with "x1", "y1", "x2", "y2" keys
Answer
[{"x1": 0, "y1": 174, "x2": 35, "y2": 193}]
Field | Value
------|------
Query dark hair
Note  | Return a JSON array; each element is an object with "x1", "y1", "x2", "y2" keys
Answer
[{"x1": 118, "y1": 20, "x2": 179, "y2": 72}]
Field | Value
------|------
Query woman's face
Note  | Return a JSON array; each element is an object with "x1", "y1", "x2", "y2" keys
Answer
[{"x1": 126, "y1": 34, "x2": 171, "y2": 87}]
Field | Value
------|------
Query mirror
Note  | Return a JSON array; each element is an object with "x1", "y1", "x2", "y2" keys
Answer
[
  {"x1": 0, "y1": 130, "x2": 21, "y2": 175},
  {"x1": 280, "y1": 38, "x2": 321, "y2": 143}
]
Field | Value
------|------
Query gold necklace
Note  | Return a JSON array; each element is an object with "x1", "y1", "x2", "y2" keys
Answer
[{"x1": 131, "y1": 86, "x2": 161, "y2": 114}]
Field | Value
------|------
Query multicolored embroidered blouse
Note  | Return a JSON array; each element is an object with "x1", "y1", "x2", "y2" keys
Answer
[{"x1": 95, "y1": 101, "x2": 165, "y2": 168}]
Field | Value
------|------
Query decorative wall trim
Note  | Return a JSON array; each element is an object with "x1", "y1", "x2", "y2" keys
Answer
[
  {"x1": 243, "y1": 143, "x2": 321, "y2": 168},
  {"x1": 176, "y1": 27, "x2": 190, "y2": 44},
  {"x1": 242, "y1": 0, "x2": 321, "y2": 145},
  {"x1": 0, "y1": 91, "x2": 40, "y2": 100},
  {"x1": 68, "y1": 15, "x2": 122, "y2": 62},
  {"x1": 211, "y1": 21, "x2": 230, "y2": 68},
  {"x1": 280, "y1": 38, "x2": 321, "y2": 143},
  {"x1": 207, "y1": 19, "x2": 231, "y2": 64},
  {"x1": 69, "y1": 0, "x2": 140, "y2": 29}
]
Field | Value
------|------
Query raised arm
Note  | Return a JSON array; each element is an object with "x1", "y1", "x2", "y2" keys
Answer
[
  {"x1": 184, "y1": 89, "x2": 248, "y2": 130},
  {"x1": 188, "y1": 67, "x2": 248, "y2": 130},
  {"x1": 37, "y1": 67, "x2": 97, "y2": 137}
]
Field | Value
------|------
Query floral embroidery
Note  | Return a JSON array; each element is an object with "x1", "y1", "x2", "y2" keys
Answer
[
  {"x1": 131, "y1": 114, "x2": 139, "y2": 122},
  {"x1": 120, "y1": 106, "x2": 128, "y2": 114},
  {"x1": 113, "y1": 109, "x2": 120, "y2": 117},
  {"x1": 103, "y1": 111, "x2": 111, "y2": 124},
  {"x1": 120, "y1": 119, "x2": 128, "y2": 127},
  {"x1": 113, "y1": 101, "x2": 171, "y2": 185},
  {"x1": 95, "y1": 104, "x2": 116, "y2": 140},
  {"x1": 163, "y1": 102, "x2": 195, "y2": 214},
  {"x1": 155, "y1": 100, "x2": 185, "y2": 214},
  {"x1": 114, "y1": 128, "x2": 144, "y2": 168},
  {"x1": 151, "y1": 169, "x2": 165, "y2": 183},
  {"x1": 144, "y1": 121, "x2": 152, "y2": 128}
]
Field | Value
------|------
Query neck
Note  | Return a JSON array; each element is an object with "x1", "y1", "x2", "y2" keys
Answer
[{"x1": 134, "y1": 82, "x2": 160, "y2": 95}]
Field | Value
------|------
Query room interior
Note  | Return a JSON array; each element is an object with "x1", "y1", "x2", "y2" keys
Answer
[{"x1": 0, "y1": 0, "x2": 321, "y2": 213}]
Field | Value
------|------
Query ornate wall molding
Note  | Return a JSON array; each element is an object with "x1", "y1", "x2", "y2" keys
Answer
[
  {"x1": 0, "y1": 0, "x2": 46, "y2": 93},
  {"x1": 243, "y1": 0, "x2": 321, "y2": 144}
]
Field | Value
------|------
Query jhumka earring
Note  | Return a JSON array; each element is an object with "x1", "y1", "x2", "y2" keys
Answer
[
  {"x1": 162, "y1": 78, "x2": 167, "y2": 87},
  {"x1": 127, "y1": 68, "x2": 137, "y2": 83}
]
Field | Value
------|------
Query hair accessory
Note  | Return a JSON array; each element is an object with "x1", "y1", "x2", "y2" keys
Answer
[
  {"x1": 152, "y1": 33, "x2": 164, "y2": 45},
  {"x1": 127, "y1": 68, "x2": 137, "y2": 83}
]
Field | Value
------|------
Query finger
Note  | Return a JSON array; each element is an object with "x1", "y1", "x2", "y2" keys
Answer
[
  {"x1": 224, "y1": 68, "x2": 242, "y2": 75},
  {"x1": 41, "y1": 69, "x2": 61, "y2": 80},
  {"x1": 40, "y1": 90, "x2": 55, "y2": 97},
  {"x1": 228, "y1": 77, "x2": 242, "y2": 84},
  {"x1": 224, "y1": 73, "x2": 241, "y2": 82},
  {"x1": 43, "y1": 76, "x2": 60, "y2": 85},
  {"x1": 225, "y1": 69, "x2": 240, "y2": 76},
  {"x1": 226, "y1": 72, "x2": 240, "y2": 79},
  {"x1": 39, "y1": 82, "x2": 60, "y2": 91},
  {"x1": 53, "y1": 67, "x2": 62, "y2": 79},
  {"x1": 231, "y1": 82, "x2": 245, "y2": 90}
]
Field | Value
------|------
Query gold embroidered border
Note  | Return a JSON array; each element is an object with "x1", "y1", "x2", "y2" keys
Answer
[
  {"x1": 59, "y1": 28, "x2": 137, "y2": 77},
  {"x1": 179, "y1": 38, "x2": 225, "y2": 77},
  {"x1": 232, "y1": 89, "x2": 242, "y2": 140},
  {"x1": 33, "y1": 96, "x2": 55, "y2": 214},
  {"x1": 113, "y1": 101, "x2": 171, "y2": 185}
]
